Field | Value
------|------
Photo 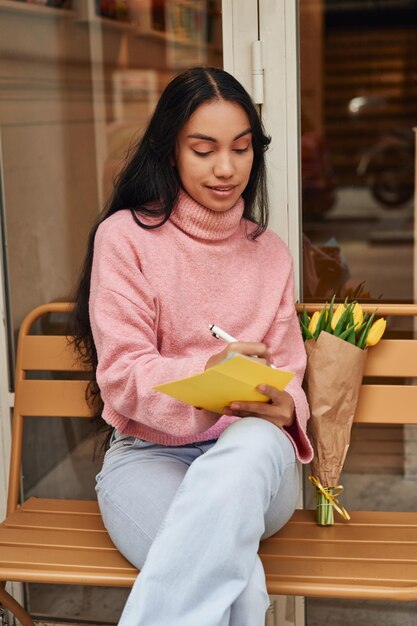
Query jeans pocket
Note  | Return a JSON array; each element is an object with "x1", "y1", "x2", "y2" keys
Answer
[
  {"x1": 120, "y1": 437, "x2": 154, "y2": 449},
  {"x1": 112, "y1": 429, "x2": 155, "y2": 449},
  {"x1": 106, "y1": 433, "x2": 155, "y2": 461}
]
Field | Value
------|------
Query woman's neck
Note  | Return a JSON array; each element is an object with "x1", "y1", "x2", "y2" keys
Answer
[{"x1": 169, "y1": 189, "x2": 245, "y2": 241}]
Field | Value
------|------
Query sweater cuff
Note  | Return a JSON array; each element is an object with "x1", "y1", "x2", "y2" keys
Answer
[{"x1": 283, "y1": 391, "x2": 314, "y2": 464}]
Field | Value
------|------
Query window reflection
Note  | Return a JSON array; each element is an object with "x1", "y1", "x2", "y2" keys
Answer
[
  {"x1": 300, "y1": 0, "x2": 416, "y2": 305},
  {"x1": 0, "y1": 0, "x2": 222, "y2": 621},
  {"x1": 300, "y1": 3, "x2": 417, "y2": 624}
]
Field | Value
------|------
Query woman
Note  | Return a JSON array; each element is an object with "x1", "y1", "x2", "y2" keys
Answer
[{"x1": 72, "y1": 66, "x2": 313, "y2": 626}]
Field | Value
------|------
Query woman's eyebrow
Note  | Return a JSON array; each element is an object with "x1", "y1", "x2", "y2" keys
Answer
[
  {"x1": 187, "y1": 128, "x2": 252, "y2": 142},
  {"x1": 233, "y1": 128, "x2": 252, "y2": 140}
]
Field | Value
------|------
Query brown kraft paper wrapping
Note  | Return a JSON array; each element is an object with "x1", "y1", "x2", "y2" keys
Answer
[{"x1": 304, "y1": 331, "x2": 368, "y2": 487}]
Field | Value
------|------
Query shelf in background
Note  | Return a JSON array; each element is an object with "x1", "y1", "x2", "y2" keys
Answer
[
  {"x1": 77, "y1": 15, "x2": 218, "y2": 50},
  {"x1": 82, "y1": 14, "x2": 134, "y2": 31},
  {"x1": 0, "y1": 0, "x2": 75, "y2": 17}
]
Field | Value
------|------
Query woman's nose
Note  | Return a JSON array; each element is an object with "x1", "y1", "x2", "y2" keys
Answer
[{"x1": 213, "y1": 153, "x2": 235, "y2": 178}]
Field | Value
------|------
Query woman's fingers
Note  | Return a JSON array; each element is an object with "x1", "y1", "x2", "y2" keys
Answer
[
  {"x1": 227, "y1": 343, "x2": 270, "y2": 366},
  {"x1": 233, "y1": 342, "x2": 268, "y2": 355},
  {"x1": 256, "y1": 384, "x2": 284, "y2": 402},
  {"x1": 223, "y1": 386, "x2": 295, "y2": 428},
  {"x1": 228, "y1": 342, "x2": 270, "y2": 360},
  {"x1": 225, "y1": 402, "x2": 277, "y2": 417},
  {"x1": 205, "y1": 341, "x2": 270, "y2": 370}
]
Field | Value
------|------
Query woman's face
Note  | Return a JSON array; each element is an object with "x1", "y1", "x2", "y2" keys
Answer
[{"x1": 174, "y1": 99, "x2": 254, "y2": 212}]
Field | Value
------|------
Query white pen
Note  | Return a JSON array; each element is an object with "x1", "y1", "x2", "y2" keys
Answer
[
  {"x1": 209, "y1": 324, "x2": 277, "y2": 369},
  {"x1": 209, "y1": 324, "x2": 238, "y2": 343}
]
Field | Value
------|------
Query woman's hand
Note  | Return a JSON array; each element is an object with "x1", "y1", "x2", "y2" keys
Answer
[
  {"x1": 223, "y1": 385, "x2": 295, "y2": 429},
  {"x1": 205, "y1": 341, "x2": 270, "y2": 370}
]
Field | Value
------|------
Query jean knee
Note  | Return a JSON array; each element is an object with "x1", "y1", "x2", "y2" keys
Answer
[{"x1": 221, "y1": 417, "x2": 295, "y2": 467}]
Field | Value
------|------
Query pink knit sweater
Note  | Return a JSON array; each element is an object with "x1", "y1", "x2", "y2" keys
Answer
[{"x1": 89, "y1": 191, "x2": 313, "y2": 463}]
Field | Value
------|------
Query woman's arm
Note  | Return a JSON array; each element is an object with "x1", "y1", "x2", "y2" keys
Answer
[
  {"x1": 89, "y1": 223, "x2": 215, "y2": 437},
  {"x1": 224, "y1": 257, "x2": 313, "y2": 463}
]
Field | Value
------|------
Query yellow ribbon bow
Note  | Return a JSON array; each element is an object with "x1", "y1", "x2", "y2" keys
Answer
[{"x1": 309, "y1": 475, "x2": 351, "y2": 521}]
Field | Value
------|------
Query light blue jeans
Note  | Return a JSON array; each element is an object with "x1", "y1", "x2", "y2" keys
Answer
[{"x1": 96, "y1": 417, "x2": 299, "y2": 626}]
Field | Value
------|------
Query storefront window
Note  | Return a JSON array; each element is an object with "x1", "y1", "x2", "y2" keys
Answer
[
  {"x1": 0, "y1": 0, "x2": 222, "y2": 619},
  {"x1": 299, "y1": 1, "x2": 417, "y2": 623},
  {"x1": 300, "y1": 0, "x2": 416, "y2": 305}
]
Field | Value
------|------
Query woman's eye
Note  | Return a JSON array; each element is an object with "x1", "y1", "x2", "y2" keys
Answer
[
  {"x1": 192, "y1": 150, "x2": 212, "y2": 157},
  {"x1": 234, "y1": 146, "x2": 250, "y2": 153}
]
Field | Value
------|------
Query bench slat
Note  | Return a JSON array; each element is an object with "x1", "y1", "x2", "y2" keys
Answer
[
  {"x1": 21, "y1": 336, "x2": 88, "y2": 372},
  {"x1": 262, "y1": 559, "x2": 417, "y2": 602},
  {"x1": 14, "y1": 381, "x2": 417, "y2": 423},
  {"x1": 0, "y1": 527, "x2": 117, "y2": 550},
  {"x1": 364, "y1": 339, "x2": 417, "y2": 377},
  {"x1": 21, "y1": 497, "x2": 101, "y2": 514},
  {"x1": 355, "y1": 385, "x2": 417, "y2": 424},
  {"x1": 19, "y1": 337, "x2": 417, "y2": 378},
  {"x1": 0, "y1": 545, "x2": 135, "y2": 571},
  {"x1": 268, "y1": 526, "x2": 417, "y2": 542},
  {"x1": 261, "y1": 553, "x2": 417, "y2": 581},
  {"x1": 4, "y1": 511, "x2": 107, "y2": 532},
  {"x1": 261, "y1": 539, "x2": 417, "y2": 560},
  {"x1": 16, "y1": 380, "x2": 92, "y2": 417},
  {"x1": 0, "y1": 551, "x2": 136, "y2": 587},
  {"x1": 0, "y1": 566, "x2": 136, "y2": 588}
]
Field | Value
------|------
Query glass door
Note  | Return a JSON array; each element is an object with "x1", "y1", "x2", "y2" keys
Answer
[
  {"x1": 0, "y1": 0, "x2": 260, "y2": 621},
  {"x1": 298, "y1": 1, "x2": 417, "y2": 626}
]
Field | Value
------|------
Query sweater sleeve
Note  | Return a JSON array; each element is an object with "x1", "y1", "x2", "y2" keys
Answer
[
  {"x1": 263, "y1": 256, "x2": 314, "y2": 464},
  {"x1": 89, "y1": 222, "x2": 216, "y2": 437}
]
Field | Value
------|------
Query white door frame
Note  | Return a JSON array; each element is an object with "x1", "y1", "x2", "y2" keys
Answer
[
  {"x1": 259, "y1": 0, "x2": 302, "y2": 296},
  {"x1": 221, "y1": 0, "x2": 259, "y2": 92},
  {"x1": 223, "y1": 2, "x2": 304, "y2": 625},
  {"x1": 258, "y1": 3, "x2": 305, "y2": 623},
  {"x1": 0, "y1": 134, "x2": 23, "y2": 609},
  {"x1": 223, "y1": 0, "x2": 302, "y2": 298},
  {"x1": 0, "y1": 134, "x2": 12, "y2": 523}
]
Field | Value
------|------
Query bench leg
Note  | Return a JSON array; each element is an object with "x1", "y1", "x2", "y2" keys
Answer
[
  {"x1": 0, "y1": 606, "x2": 8, "y2": 626},
  {"x1": 0, "y1": 585, "x2": 35, "y2": 626}
]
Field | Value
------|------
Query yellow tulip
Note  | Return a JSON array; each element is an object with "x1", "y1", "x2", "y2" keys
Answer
[
  {"x1": 352, "y1": 302, "x2": 364, "y2": 329},
  {"x1": 331, "y1": 304, "x2": 345, "y2": 330},
  {"x1": 365, "y1": 318, "x2": 386, "y2": 347},
  {"x1": 308, "y1": 310, "x2": 320, "y2": 335}
]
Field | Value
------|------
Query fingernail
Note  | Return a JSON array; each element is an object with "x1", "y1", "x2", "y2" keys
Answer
[
  {"x1": 258, "y1": 385, "x2": 266, "y2": 392},
  {"x1": 230, "y1": 403, "x2": 240, "y2": 410}
]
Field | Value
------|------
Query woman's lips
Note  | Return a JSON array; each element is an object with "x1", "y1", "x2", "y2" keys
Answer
[{"x1": 206, "y1": 185, "x2": 237, "y2": 198}]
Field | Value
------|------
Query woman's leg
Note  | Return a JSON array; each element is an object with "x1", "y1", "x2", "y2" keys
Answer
[
  {"x1": 229, "y1": 440, "x2": 299, "y2": 626},
  {"x1": 228, "y1": 556, "x2": 269, "y2": 626},
  {"x1": 118, "y1": 418, "x2": 299, "y2": 626},
  {"x1": 95, "y1": 434, "x2": 204, "y2": 569}
]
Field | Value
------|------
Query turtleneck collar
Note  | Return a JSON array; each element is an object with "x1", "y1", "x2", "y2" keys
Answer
[{"x1": 169, "y1": 189, "x2": 245, "y2": 241}]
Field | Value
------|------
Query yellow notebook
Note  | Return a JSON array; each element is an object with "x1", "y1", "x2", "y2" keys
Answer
[{"x1": 153, "y1": 354, "x2": 294, "y2": 414}]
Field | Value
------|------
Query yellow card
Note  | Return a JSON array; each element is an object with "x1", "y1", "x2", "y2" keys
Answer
[{"x1": 153, "y1": 354, "x2": 294, "y2": 414}]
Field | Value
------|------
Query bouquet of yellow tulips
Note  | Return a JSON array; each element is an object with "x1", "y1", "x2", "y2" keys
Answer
[{"x1": 300, "y1": 296, "x2": 386, "y2": 525}]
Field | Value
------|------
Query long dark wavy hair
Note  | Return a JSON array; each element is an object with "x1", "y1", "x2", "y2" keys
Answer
[{"x1": 69, "y1": 66, "x2": 271, "y2": 443}]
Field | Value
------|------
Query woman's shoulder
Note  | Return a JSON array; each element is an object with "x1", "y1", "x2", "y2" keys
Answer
[
  {"x1": 96, "y1": 209, "x2": 133, "y2": 240},
  {"x1": 244, "y1": 221, "x2": 292, "y2": 260},
  {"x1": 96, "y1": 209, "x2": 163, "y2": 247},
  {"x1": 96, "y1": 209, "x2": 136, "y2": 239}
]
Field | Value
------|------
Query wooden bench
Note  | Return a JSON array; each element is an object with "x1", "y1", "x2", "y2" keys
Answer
[{"x1": 1, "y1": 301, "x2": 417, "y2": 624}]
